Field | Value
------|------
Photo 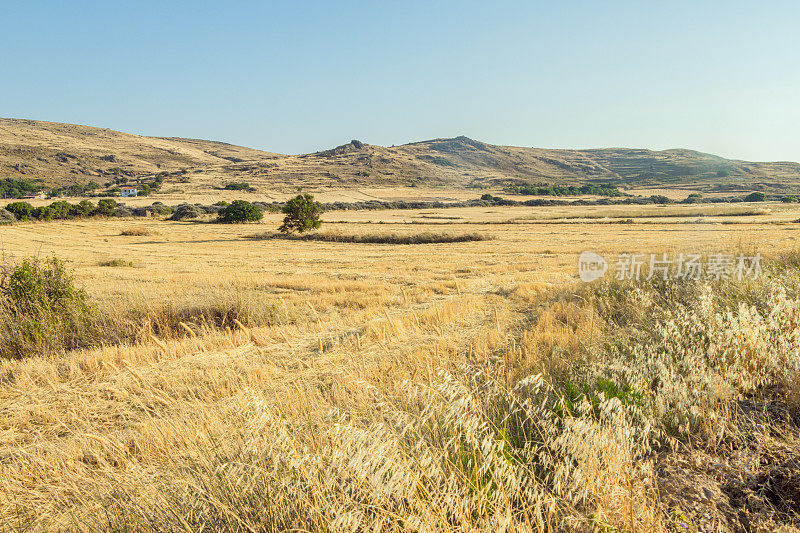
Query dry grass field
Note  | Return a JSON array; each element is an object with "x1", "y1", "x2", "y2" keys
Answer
[{"x1": 1, "y1": 202, "x2": 800, "y2": 531}]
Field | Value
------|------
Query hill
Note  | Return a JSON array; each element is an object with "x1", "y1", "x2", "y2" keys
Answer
[
  {"x1": 0, "y1": 118, "x2": 278, "y2": 183},
  {"x1": 3, "y1": 118, "x2": 800, "y2": 195}
]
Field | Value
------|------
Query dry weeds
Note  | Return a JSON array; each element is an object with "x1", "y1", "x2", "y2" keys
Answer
[
  {"x1": 0, "y1": 208, "x2": 798, "y2": 531},
  {"x1": 247, "y1": 230, "x2": 491, "y2": 244},
  {"x1": 120, "y1": 227, "x2": 155, "y2": 237}
]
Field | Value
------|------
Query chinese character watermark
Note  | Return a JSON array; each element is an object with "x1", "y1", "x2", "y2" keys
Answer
[{"x1": 578, "y1": 252, "x2": 761, "y2": 282}]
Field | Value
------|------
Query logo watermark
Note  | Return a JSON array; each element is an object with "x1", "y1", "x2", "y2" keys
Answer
[
  {"x1": 578, "y1": 252, "x2": 761, "y2": 281},
  {"x1": 578, "y1": 251, "x2": 608, "y2": 282}
]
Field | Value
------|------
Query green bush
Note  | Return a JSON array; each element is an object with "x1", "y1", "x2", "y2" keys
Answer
[
  {"x1": 4, "y1": 200, "x2": 96, "y2": 222},
  {"x1": 217, "y1": 200, "x2": 263, "y2": 224},
  {"x1": 279, "y1": 194, "x2": 322, "y2": 233},
  {"x1": 5, "y1": 202, "x2": 34, "y2": 221},
  {"x1": 506, "y1": 183, "x2": 622, "y2": 197},
  {"x1": 43, "y1": 201, "x2": 73, "y2": 220},
  {"x1": 33, "y1": 205, "x2": 54, "y2": 220},
  {"x1": 743, "y1": 191, "x2": 767, "y2": 202},
  {"x1": 0, "y1": 178, "x2": 42, "y2": 199},
  {"x1": 223, "y1": 182, "x2": 253, "y2": 191},
  {"x1": 648, "y1": 195, "x2": 673, "y2": 204},
  {"x1": 681, "y1": 193, "x2": 704, "y2": 204},
  {"x1": 431, "y1": 156, "x2": 455, "y2": 167},
  {"x1": 95, "y1": 199, "x2": 118, "y2": 216},
  {"x1": 0, "y1": 257, "x2": 93, "y2": 359},
  {"x1": 72, "y1": 200, "x2": 95, "y2": 217},
  {"x1": 147, "y1": 202, "x2": 173, "y2": 216}
]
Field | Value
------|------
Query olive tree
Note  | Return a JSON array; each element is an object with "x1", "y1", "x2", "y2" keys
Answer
[{"x1": 279, "y1": 193, "x2": 322, "y2": 233}]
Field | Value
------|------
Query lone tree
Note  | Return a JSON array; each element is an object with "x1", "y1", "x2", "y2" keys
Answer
[
  {"x1": 218, "y1": 200, "x2": 263, "y2": 223},
  {"x1": 279, "y1": 193, "x2": 322, "y2": 233}
]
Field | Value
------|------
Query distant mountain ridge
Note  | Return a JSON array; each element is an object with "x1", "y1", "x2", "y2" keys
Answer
[{"x1": 3, "y1": 118, "x2": 800, "y2": 194}]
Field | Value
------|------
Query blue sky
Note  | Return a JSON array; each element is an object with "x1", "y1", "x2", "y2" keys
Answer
[{"x1": 3, "y1": 1, "x2": 799, "y2": 161}]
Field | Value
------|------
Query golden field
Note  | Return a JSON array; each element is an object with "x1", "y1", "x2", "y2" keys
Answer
[{"x1": 1, "y1": 202, "x2": 800, "y2": 531}]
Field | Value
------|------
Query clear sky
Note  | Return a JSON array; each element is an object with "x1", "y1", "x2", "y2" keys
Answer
[{"x1": 3, "y1": 1, "x2": 799, "y2": 161}]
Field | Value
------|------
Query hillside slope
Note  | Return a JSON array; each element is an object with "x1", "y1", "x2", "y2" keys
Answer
[
  {"x1": 3, "y1": 119, "x2": 800, "y2": 194},
  {"x1": 0, "y1": 118, "x2": 279, "y2": 183}
]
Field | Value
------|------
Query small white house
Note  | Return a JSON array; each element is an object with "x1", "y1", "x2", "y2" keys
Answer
[{"x1": 120, "y1": 187, "x2": 138, "y2": 197}]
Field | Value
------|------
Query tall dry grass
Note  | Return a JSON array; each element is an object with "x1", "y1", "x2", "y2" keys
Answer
[{"x1": 1, "y1": 240, "x2": 799, "y2": 530}]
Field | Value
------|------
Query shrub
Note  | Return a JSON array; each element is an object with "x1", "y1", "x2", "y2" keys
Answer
[
  {"x1": 743, "y1": 191, "x2": 767, "y2": 202},
  {"x1": 33, "y1": 205, "x2": 54, "y2": 221},
  {"x1": 648, "y1": 195, "x2": 673, "y2": 204},
  {"x1": 0, "y1": 208, "x2": 15, "y2": 225},
  {"x1": 171, "y1": 204, "x2": 204, "y2": 221},
  {"x1": 217, "y1": 200, "x2": 263, "y2": 224},
  {"x1": 279, "y1": 193, "x2": 322, "y2": 233},
  {"x1": 147, "y1": 202, "x2": 173, "y2": 216},
  {"x1": 98, "y1": 258, "x2": 133, "y2": 267},
  {"x1": 0, "y1": 178, "x2": 41, "y2": 199},
  {"x1": 681, "y1": 193, "x2": 704, "y2": 204},
  {"x1": 223, "y1": 182, "x2": 252, "y2": 191},
  {"x1": 72, "y1": 199, "x2": 95, "y2": 217},
  {"x1": 431, "y1": 156, "x2": 455, "y2": 167},
  {"x1": 0, "y1": 257, "x2": 93, "y2": 359},
  {"x1": 120, "y1": 227, "x2": 152, "y2": 236},
  {"x1": 113, "y1": 206, "x2": 134, "y2": 218},
  {"x1": 506, "y1": 183, "x2": 623, "y2": 197},
  {"x1": 45, "y1": 201, "x2": 75, "y2": 220},
  {"x1": 95, "y1": 199, "x2": 118, "y2": 216},
  {"x1": 480, "y1": 193, "x2": 502, "y2": 202},
  {"x1": 5, "y1": 202, "x2": 34, "y2": 221}
]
